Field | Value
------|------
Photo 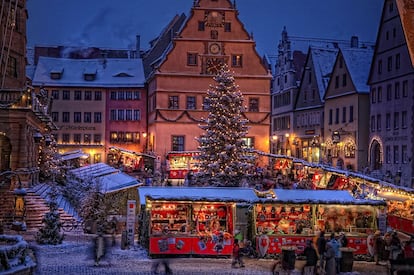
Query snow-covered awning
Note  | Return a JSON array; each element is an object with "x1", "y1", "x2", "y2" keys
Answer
[
  {"x1": 68, "y1": 163, "x2": 142, "y2": 193},
  {"x1": 138, "y1": 187, "x2": 258, "y2": 205},
  {"x1": 109, "y1": 146, "x2": 156, "y2": 159},
  {"x1": 101, "y1": 173, "x2": 143, "y2": 194},
  {"x1": 60, "y1": 150, "x2": 89, "y2": 161},
  {"x1": 258, "y1": 189, "x2": 386, "y2": 205}
]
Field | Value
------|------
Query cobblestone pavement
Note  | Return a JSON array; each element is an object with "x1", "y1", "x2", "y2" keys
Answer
[{"x1": 28, "y1": 236, "x2": 389, "y2": 275}]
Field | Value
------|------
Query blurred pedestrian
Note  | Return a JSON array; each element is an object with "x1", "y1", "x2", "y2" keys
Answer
[
  {"x1": 389, "y1": 231, "x2": 402, "y2": 260},
  {"x1": 303, "y1": 239, "x2": 318, "y2": 275},
  {"x1": 231, "y1": 238, "x2": 245, "y2": 268},
  {"x1": 324, "y1": 242, "x2": 336, "y2": 275},
  {"x1": 151, "y1": 258, "x2": 172, "y2": 275},
  {"x1": 329, "y1": 233, "x2": 341, "y2": 274},
  {"x1": 316, "y1": 231, "x2": 326, "y2": 271},
  {"x1": 373, "y1": 230, "x2": 384, "y2": 264},
  {"x1": 339, "y1": 232, "x2": 348, "y2": 248}
]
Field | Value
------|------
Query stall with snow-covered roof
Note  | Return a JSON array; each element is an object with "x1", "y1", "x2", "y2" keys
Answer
[
  {"x1": 165, "y1": 151, "x2": 200, "y2": 184},
  {"x1": 253, "y1": 189, "x2": 386, "y2": 256},
  {"x1": 137, "y1": 187, "x2": 257, "y2": 256}
]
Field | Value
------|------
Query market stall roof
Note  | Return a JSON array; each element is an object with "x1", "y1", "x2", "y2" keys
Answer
[
  {"x1": 109, "y1": 146, "x2": 156, "y2": 159},
  {"x1": 59, "y1": 150, "x2": 89, "y2": 161},
  {"x1": 138, "y1": 186, "x2": 258, "y2": 204},
  {"x1": 101, "y1": 173, "x2": 143, "y2": 194},
  {"x1": 258, "y1": 189, "x2": 386, "y2": 205},
  {"x1": 67, "y1": 163, "x2": 142, "y2": 193}
]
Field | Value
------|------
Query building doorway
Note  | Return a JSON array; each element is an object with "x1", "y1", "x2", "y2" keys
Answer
[
  {"x1": 370, "y1": 140, "x2": 382, "y2": 171},
  {"x1": 0, "y1": 135, "x2": 11, "y2": 172}
]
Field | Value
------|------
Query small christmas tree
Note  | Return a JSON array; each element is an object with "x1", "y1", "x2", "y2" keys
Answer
[
  {"x1": 35, "y1": 182, "x2": 64, "y2": 245},
  {"x1": 196, "y1": 64, "x2": 256, "y2": 186}
]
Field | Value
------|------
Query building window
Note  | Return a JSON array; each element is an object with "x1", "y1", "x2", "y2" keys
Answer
[
  {"x1": 394, "y1": 112, "x2": 399, "y2": 129},
  {"x1": 394, "y1": 145, "x2": 399, "y2": 164},
  {"x1": 249, "y1": 98, "x2": 259, "y2": 112},
  {"x1": 402, "y1": 145, "x2": 408, "y2": 163},
  {"x1": 387, "y1": 84, "x2": 392, "y2": 101},
  {"x1": 378, "y1": 60, "x2": 382, "y2": 74},
  {"x1": 133, "y1": 110, "x2": 141, "y2": 121},
  {"x1": 74, "y1": 90, "x2": 82, "y2": 100},
  {"x1": 349, "y1": 105, "x2": 354, "y2": 122},
  {"x1": 342, "y1": 74, "x2": 347, "y2": 86},
  {"x1": 94, "y1": 112, "x2": 102, "y2": 123},
  {"x1": 84, "y1": 112, "x2": 91, "y2": 123},
  {"x1": 377, "y1": 86, "x2": 382, "y2": 102},
  {"x1": 125, "y1": 132, "x2": 133, "y2": 143},
  {"x1": 395, "y1": 82, "x2": 400, "y2": 99},
  {"x1": 110, "y1": 132, "x2": 118, "y2": 143},
  {"x1": 386, "y1": 146, "x2": 391, "y2": 163},
  {"x1": 62, "y1": 112, "x2": 70, "y2": 123},
  {"x1": 377, "y1": 114, "x2": 381, "y2": 131},
  {"x1": 402, "y1": 111, "x2": 407, "y2": 128},
  {"x1": 110, "y1": 110, "x2": 116, "y2": 121},
  {"x1": 386, "y1": 113, "x2": 391, "y2": 130},
  {"x1": 224, "y1": 22, "x2": 231, "y2": 32},
  {"x1": 74, "y1": 112, "x2": 81, "y2": 123},
  {"x1": 84, "y1": 134, "x2": 91, "y2": 144},
  {"x1": 211, "y1": 30, "x2": 218, "y2": 39},
  {"x1": 6, "y1": 56, "x2": 17, "y2": 78},
  {"x1": 335, "y1": 76, "x2": 339, "y2": 88},
  {"x1": 74, "y1": 134, "x2": 81, "y2": 144},
  {"x1": 133, "y1": 132, "x2": 141, "y2": 143},
  {"x1": 187, "y1": 53, "x2": 198, "y2": 66},
  {"x1": 342, "y1": 107, "x2": 346, "y2": 123},
  {"x1": 172, "y1": 135, "x2": 184, "y2": 151},
  {"x1": 402, "y1": 80, "x2": 408, "y2": 97},
  {"x1": 62, "y1": 133, "x2": 70, "y2": 143},
  {"x1": 371, "y1": 88, "x2": 376, "y2": 103},
  {"x1": 51, "y1": 112, "x2": 59, "y2": 122},
  {"x1": 243, "y1": 137, "x2": 255, "y2": 149},
  {"x1": 186, "y1": 96, "x2": 196, "y2": 110},
  {"x1": 110, "y1": 91, "x2": 117, "y2": 100},
  {"x1": 387, "y1": 56, "x2": 392, "y2": 72},
  {"x1": 232, "y1": 55, "x2": 243, "y2": 67},
  {"x1": 202, "y1": 97, "x2": 209, "y2": 110},
  {"x1": 118, "y1": 109, "x2": 125, "y2": 121},
  {"x1": 339, "y1": 57, "x2": 343, "y2": 68},
  {"x1": 84, "y1": 90, "x2": 92, "y2": 100},
  {"x1": 371, "y1": 116, "x2": 375, "y2": 132},
  {"x1": 62, "y1": 90, "x2": 70, "y2": 100},
  {"x1": 133, "y1": 91, "x2": 141, "y2": 100},
  {"x1": 335, "y1": 108, "x2": 339, "y2": 124},
  {"x1": 329, "y1": 109, "x2": 333, "y2": 125},
  {"x1": 117, "y1": 91, "x2": 125, "y2": 100},
  {"x1": 52, "y1": 90, "x2": 59, "y2": 100},
  {"x1": 168, "y1": 96, "x2": 179, "y2": 109},
  {"x1": 94, "y1": 91, "x2": 102, "y2": 101},
  {"x1": 396, "y1": 54, "x2": 400, "y2": 70},
  {"x1": 198, "y1": 21, "x2": 205, "y2": 31}
]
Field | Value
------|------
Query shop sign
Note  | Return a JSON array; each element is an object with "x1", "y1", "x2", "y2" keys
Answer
[
  {"x1": 126, "y1": 200, "x2": 136, "y2": 246},
  {"x1": 332, "y1": 131, "x2": 341, "y2": 143}
]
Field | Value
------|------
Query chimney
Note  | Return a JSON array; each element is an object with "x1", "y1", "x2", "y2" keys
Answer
[{"x1": 350, "y1": 36, "x2": 359, "y2": 48}]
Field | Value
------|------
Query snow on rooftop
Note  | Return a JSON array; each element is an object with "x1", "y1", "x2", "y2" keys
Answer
[
  {"x1": 32, "y1": 56, "x2": 145, "y2": 87},
  {"x1": 341, "y1": 48, "x2": 373, "y2": 92},
  {"x1": 310, "y1": 46, "x2": 338, "y2": 100}
]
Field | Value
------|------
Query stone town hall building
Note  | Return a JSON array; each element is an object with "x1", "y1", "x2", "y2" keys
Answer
[{"x1": 143, "y1": 0, "x2": 272, "y2": 167}]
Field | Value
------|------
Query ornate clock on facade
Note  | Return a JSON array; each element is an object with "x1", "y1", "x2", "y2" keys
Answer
[
  {"x1": 206, "y1": 57, "x2": 224, "y2": 75},
  {"x1": 204, "y1": 11, "x2": 224, "y2": 28},
  {"x1": 209, "y1": 43, "x2": 221, "y2": 54}
]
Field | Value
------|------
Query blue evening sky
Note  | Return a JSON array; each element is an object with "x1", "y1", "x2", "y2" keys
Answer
[{"x1": 27, "y1": 0, "x2": 383, "y2": 56}]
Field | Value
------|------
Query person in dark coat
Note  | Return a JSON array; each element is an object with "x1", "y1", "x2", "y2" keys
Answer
[
  {"x1": 316, "y1": 231, "x2": 327, "y2": 271},
  {"x1": 231, "y1": 238, "x2": 245, "y2": 268},
  {"x1": 303, "y1": 239, "x2": 318, "y2": 274}
]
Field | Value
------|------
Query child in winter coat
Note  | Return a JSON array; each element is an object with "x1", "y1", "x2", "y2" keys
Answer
[{"x1": 231, "y1": 239, "x2": 245, "y2": 268}]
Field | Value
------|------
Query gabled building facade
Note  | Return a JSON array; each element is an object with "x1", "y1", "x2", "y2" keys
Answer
[
  {"x1": 32, "y1": 57, "x2": 146, "y2": 166},
  {"x1": 367, "y1": 0, "x2": 414, "y2": 187},
  {"x1": 144, "y1": 0, "x2": 272, "y2": 167},
  {"x1": 293, "y1": 46, "x2": 338, "y2": 163},
  {"x1": 271, "y1": 27, "x2": 306, "y2": 155},
  {"x1": 324, "y1": 47, "x2": 373, "y2": 171}
]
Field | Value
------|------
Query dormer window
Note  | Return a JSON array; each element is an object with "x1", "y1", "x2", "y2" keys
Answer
[
  {"x1": 83, "y1": 68, "x2": 97, "y2": 81},
  {"x1": 50, "y1": 67, "x2": 64, "y2": 80}
]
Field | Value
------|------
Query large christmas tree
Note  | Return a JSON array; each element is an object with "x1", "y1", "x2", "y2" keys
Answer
[{"x1": 196, "y1": 65, "x2": 255, "y2": 187}]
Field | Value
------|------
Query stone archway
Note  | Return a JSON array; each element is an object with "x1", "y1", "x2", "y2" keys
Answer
[
  {"x1": 0, "y1": 135, "x2": 12, "y2": 172},
  {"x1": 370, "y1": 139, "x2": 382, "y2": 171}
]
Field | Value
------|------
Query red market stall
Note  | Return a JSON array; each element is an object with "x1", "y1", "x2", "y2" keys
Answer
[
  {"x1": 165, "y1": 151, "x2": 200, "y2": 183},
  {"x1": 138, "y1": 187, "x2": 257, "y2": 257},
  {"x1": 253, "y1": 189, "x2": 386, "y2": 257}
]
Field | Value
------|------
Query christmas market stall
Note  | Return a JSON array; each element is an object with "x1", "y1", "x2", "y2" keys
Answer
[
  {"x1": 253, "y1": 189, "x2": 386, "y2": 257},
  {"x1": 137, "y1": 186, "x2": 257, "y2": 257},
  {"x1": 165, "y1": 151, "x2": 200, "y2": 185}
]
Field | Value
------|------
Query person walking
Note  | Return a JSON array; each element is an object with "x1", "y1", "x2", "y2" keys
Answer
[
  {"x1": 329, "y1": 233, "x2": 341, "y2": 274},
  {"x1": 324, "y1": 242, "x2": 336, "y2": 275},
  {"x1": 316, "y1": 231, "x2": 327, "y2": 272},
  {"x1": 231, "y1": 238, "x2": 245, "y2": 268},
  {"x1": 373, "y1": 230, "x2": 384, "y2": 265},
  {"x1": 303, "y1": 239, "x2": 318, "y2": 275}
]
